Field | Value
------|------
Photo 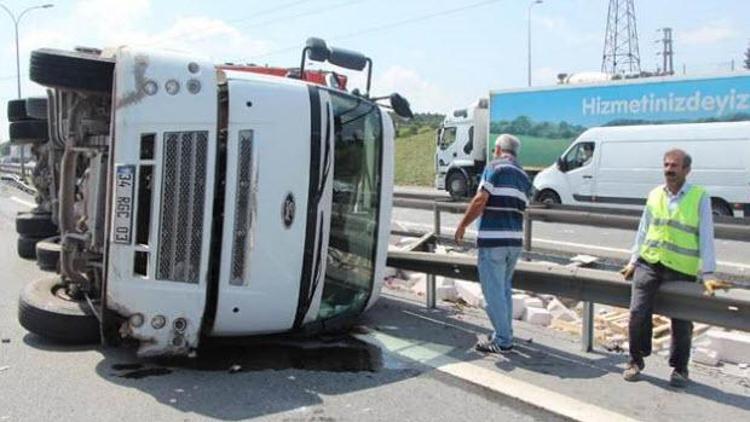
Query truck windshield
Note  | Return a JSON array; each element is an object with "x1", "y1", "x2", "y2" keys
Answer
[{"x1": 318, "y1": 92, "x2": 383, "y2": 320}]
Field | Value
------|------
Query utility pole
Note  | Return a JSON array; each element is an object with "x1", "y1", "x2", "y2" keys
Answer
[
  {"x1": 601, "y1": 0, "x2": 641, "y2": 75},
  {"x1": 0, "y1": 3, "x2": 54, "y2": 180},
  {"x1": 527, "y1": 0, "x2": 543, "y2": 87},
  {"x1": 657, "y1": 27, "x2": 674, "y2": 75}
]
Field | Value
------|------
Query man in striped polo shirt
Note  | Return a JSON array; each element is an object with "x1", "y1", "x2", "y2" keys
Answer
[{"x1": 455, "y1": 134, "x2": 532, "y2": 354}]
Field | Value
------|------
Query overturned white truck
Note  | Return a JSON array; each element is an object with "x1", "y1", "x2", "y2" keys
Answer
[{"x1": 12, "y1": 38, "x2": 412, "y2": 356}]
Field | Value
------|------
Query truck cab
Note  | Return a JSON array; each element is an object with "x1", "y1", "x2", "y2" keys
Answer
[
  {"x1": 12, "y1": 39, "x2": 412, "y2": 356},
  {"x1": 435, "y1": 99, "x2": 487, "y2": 199}
]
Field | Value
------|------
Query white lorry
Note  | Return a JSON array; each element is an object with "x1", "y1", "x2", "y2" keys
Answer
[
  {"x1": 8, "y1": 38, "x2": 412, "y2": 356},
  {"x1": 436, "y1": 73, "x2": 750, "y2": 202}
]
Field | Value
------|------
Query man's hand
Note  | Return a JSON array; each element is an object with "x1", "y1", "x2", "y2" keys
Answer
[
  {"x1": 619, "y1": 264, "x2": 635, "y2": 281},
  {"x1": 454, "y1": 225, "x2": 466, "y2": 243},
  {"x1": 703, "y1": 279, "x2": 733, "y2": 296}
]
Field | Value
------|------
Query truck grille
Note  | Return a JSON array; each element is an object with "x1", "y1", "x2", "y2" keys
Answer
[
  {"x1": 156, "y1": 131, "x2": 208, "y2": 283},
  {"x1": 230, "y1": 130, "x2": 254, "y2": 285}
]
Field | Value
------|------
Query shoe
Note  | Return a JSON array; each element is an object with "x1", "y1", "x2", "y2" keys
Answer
[
  {"x1": 475, "y1": 340, "x2": 513, "y2": 354},
  {"x1": 669, "y1": 368, "x2": 689, "y2": 388},
  {"x1": 622, "y1": 360, "x2": 644, "y2": 382}
]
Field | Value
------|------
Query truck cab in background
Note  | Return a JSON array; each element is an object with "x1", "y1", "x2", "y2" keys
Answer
[{"x1": 435, "y1": 99, "x2": 488, "y2": 199}]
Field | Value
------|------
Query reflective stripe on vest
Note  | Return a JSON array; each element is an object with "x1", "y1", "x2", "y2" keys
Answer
[{"x1": 639, "y1": 185, "x2": 704, "y2": 276}]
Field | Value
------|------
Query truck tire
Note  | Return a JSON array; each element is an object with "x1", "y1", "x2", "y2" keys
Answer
[
  {"x1": 25, "y1": 97, "x2": 49, "y2": 120},
  {"x1": 18, "y1": 235, "x2": 44, "y2": 259},
  {"x1": 7, "y1": 99, "x2": 30, "y2": 122},
  {"x1": 536, "y1": 189, "x2": 561, "y2": 205},
  {"x1": 16, "y1": 212, "x2": 58, "y2": 238},
  {"x1": 18, "y1": 276, "x2": 100, "y2": 344},
  {"x1": 30, "y1": 48, "x2": 115, "y2": 93},
  {"x1": 9, "y1": 120, "x2": 48, "y2": 145},
  {"x1": 446, "y1": 171, "x2": 469, "y2": 201},
  {"x1": 36, "y1": 236, "x2": 61, "y2": 271}
]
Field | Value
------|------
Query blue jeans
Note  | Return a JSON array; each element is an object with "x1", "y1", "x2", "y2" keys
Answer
[{"x1": 477, "y1": 246, "x2": 522, "y2": 348}]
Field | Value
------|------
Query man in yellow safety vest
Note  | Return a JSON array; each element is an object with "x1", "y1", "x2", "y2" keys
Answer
[{"x1": 619, "y1": 148, "x2": 718, "y2": 388}]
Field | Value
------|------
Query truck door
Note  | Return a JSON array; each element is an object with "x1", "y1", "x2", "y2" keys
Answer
[
  {"x1": 435, "y1": 125, "x2": 457, "y2": 188},
  {"x1": 560, "y1": 142, "x2": 596, "y2": 202},
  {"x1": 210, "y1": 79, "x2": 333, "y2": 335}
]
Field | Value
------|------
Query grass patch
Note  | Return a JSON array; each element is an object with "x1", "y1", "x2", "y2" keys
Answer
[{"x1": 394, "y1": 127, "x2": 435, "y2": 186}]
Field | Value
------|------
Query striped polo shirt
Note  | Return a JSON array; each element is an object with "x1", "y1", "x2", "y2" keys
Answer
[{"x1": 477, "y1": 155, "x2": 532, "y2": 248}]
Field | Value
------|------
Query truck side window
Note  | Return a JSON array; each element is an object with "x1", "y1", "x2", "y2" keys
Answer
[
  {"x1": 564, "y1": 142, "x2": 595, "y2": 171},
  {"x1": 440, "y1": 127, "x2": 457, "y2": 150},
  {"x1": 463, "y1": 126, "x2": 474, "y2": 154}
]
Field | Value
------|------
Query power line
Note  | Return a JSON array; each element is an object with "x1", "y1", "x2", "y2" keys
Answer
[
  {"x1": 149, "y1": 0, "x2": 320, "y2": 47},
  {"x1": 247, "y1": 0, "x2": 504, "y2": 60}
]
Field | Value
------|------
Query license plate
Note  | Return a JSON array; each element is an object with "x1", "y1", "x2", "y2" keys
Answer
[{"x1": 112, "y1": 165, "x2": 136, "y2": 244}]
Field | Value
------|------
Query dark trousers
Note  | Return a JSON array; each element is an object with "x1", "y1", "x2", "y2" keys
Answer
[{"x1": 628, "y1": 260, "x2": 694, "y2": 371}]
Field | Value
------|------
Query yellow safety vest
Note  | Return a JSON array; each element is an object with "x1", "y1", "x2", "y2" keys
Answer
[{"x1": 639, "y1": 185, "x2": 704, "y2": 277}]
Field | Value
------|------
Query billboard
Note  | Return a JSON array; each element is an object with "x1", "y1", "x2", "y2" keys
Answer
[{"x1": 489, "y1": 74, "x2": 750, "y2": 169}]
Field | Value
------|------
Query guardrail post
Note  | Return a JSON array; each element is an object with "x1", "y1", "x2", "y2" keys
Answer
[
  {"x1": 433, "y1": 203, "x2": 441, "y2": 237},
  {"x1": 426, "y1": 241, "x2": 437, "y2": 309},
  {"x1": 523, "y1": 212, "x2": 532, "y2": 252},
  {"x1": 581, "y1": 301, "x2": 594, "y2": 352}
]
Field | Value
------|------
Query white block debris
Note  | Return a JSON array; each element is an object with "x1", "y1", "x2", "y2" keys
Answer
[
  {"x1": 547, "y1": 298, "x2": 580, "y2": 322},
  {"x1": 410, "y1": 277, "x2": 426, "y2": 296},
  {"x1": 705, "y1": 329, "x2": 750, "y2": 364},
  {"x1": 692, "y1": 347, "x2": 720, "y2": 366},
  {"x1": 524, "y1": 297, "x2": 544, "y2": 309},
  {"x1": 455, "y1": 280, "x2": 485, "y2": 308},
  {"x1": 524, "y1": 307, "x2": 552, "y2": 326},
  {"x1": 512, "y1": 294, "x2": 529, "y2": 319},
  {"x1": 436, "y1": 276, "x2": 459, "y2": 302},
  {"x1": 570, "y1": 254, "x2": 599, "y2": 266}
]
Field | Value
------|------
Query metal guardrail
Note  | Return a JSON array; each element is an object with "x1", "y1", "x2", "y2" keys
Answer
[
  {"x1": 387, "y1": 235, "x2": 750, "y2": 352},
  {"x1": 412, "y1": 199, "x2": 750, "y2": 243}
]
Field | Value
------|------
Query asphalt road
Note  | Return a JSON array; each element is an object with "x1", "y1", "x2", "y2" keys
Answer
[{"x1": 0, "y1": 183, "x2": 555, "y2": 422}]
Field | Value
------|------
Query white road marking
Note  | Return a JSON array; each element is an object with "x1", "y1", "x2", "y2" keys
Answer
[
  {"x1": 10, "y1": 196, "x2": 35, "y2": 208},
  {"x1": 392, "y1": 220, "x2": 750, "y2": 270},
  {"x1": 355, "y1": 330, "x2": 638, "y2": 422}
]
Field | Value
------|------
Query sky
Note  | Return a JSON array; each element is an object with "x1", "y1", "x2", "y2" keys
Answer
[{"x1": 1, "y1": 0, "x2": 749, "y2": 138}]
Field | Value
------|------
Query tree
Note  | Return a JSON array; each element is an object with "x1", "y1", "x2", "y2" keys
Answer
[{"x1": 745, "y1": 42, "x2": 750, "y2": 70}]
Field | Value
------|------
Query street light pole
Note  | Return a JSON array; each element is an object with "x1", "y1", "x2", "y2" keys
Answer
[
  {"x1": 0, "y1": 3, "x2": 54, "y2": 180},
  {"x1": 527, "y1": 0, "x2": 543, "y2": 87}
]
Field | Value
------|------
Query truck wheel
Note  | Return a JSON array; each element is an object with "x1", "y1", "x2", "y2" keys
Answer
[
  {"x1": 18, "y1": 276, "x2": 100, "y2": 344},
  {"x1": 446, "y1": 172, "x2": 469, "y2": 200},
  {"x1": 36, "y1": 236, "x2": 61, "y2": 271},
  {"x1": 18, "y1": 236, "x2": 43, "y2": 259},
  {"x1": 16, "y1": 212, "x2": 58, "y2": 238},
  {"x1": 25, "y1": 97, "x2": 49, "y2": 120},
  {"x1": 9, "y1": 120, "x2": 48, "y2": 145},
  {"x1": 30, "y1": 48, "x2": 115, "y2": 93},
  {"x1": 7, "y1": 99, "x2": 30, "y2": 122},
  {"x1": 536, "y1": 190, "x2": 561, "y2": 205}
]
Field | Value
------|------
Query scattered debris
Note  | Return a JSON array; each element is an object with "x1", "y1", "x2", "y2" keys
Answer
[
  {"x1": 1, "y1": 338, "x2": 10, "y2": 344},
  {"x1": 229, "y1": 364, "x2": 242, "y2": 373},
  {"x1": 524, "y1": 307, "x2": 552, "y2": 326},
  {"x1": 0, "y1": 365, "x2": 9, "y2": 372},
  {"x1": 569, "y1": 254, "x2": 599, "y2": 267}
]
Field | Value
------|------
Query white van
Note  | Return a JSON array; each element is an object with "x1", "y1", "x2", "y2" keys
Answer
[{"x1": 532, "y1": 122, "x2": 750, "y2": 216}]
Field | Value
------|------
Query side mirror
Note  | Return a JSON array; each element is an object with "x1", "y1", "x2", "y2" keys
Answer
[
  {"x1": 328, "y1": 47, "x2": 368, "y2": 71},
  {"x1": 390, "y1": 93, "x2": 413, "y2": 119},
  {"x1": 305, "y1": 37, "x2": 330, "y2": 62},
  {"x1": 557, "y1": 157, "x2": 567, "y2": 172}
]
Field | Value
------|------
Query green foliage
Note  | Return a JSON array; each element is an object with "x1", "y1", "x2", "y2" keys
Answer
[
  {"x1": 490, "y1": 115, "x2": 587, "y2": 140},
  {"x1": 395, "y1": 112, "x2": 444, "y2": 138},
  {"x1": 394, "y1": 126, "x2": 435, "y2": 186}
]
